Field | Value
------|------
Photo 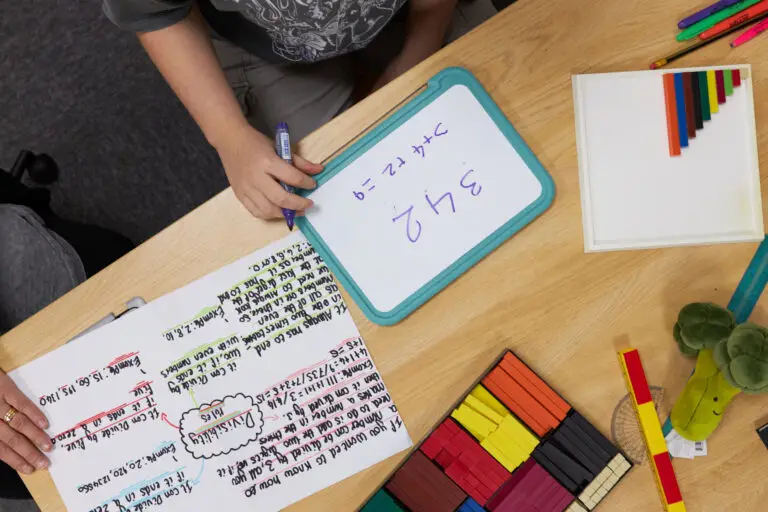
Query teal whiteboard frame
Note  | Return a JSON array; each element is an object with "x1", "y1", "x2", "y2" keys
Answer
[{"x1": 297, "y1": 67, "x2": 555, "y2": 326}]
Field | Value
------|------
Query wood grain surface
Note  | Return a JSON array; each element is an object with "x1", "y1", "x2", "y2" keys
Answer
[{"x1": 2, "y1": 0, "x2": 767, "y2": 510}]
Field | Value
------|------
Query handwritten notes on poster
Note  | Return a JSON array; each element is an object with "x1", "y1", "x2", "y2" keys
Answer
[{"x1": 10, "y1": 233, "x2": 411, "y2": 511}]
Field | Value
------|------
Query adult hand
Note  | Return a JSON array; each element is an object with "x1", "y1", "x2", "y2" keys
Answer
[
  {"x1": 218, "y1": 125, "x2": 323, "y2": 219},
  {"x1": 0, "y1": 370, "x2": 51, "y2": 474}
]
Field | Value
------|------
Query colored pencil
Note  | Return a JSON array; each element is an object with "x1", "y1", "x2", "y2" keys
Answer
[
  {"x1": 699, "y1": 0, "x2": 768, "y2": 39},
  {"x1": 731, "y1": 17, "x2": 768, "y2": 45},
  {"x1": 677, "y1": 0, "x2": 761, "y2": 40},
  {"x1": 650, "y1": 10, "x2": 768, "y2": 68},
  {"x1": 678, "y1": 0, "x2": 742, "y2": 28}
]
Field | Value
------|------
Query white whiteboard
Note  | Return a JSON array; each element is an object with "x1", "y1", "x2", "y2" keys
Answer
[
  {"x1": 573, "y1": 66, "x2": 764, "y2": 252},
  {"x1": 304, "y1": 84, "x2": 545, "y2": 314}
]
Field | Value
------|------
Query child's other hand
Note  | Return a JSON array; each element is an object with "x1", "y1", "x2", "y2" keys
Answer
[
  {"x1": 371, "y1": 53, "x2": 414, "y2": 93},
  {"x1": 217, "y1": 125, "x2": 322, "y2": 219}
]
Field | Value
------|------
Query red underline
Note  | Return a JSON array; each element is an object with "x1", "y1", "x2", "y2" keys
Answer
[{"x1": 61, "y1": 405, "x2": 157, "y2": 447}]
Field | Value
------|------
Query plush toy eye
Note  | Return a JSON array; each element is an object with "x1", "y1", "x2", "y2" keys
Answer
[{"x1": 713, "y1": 397, "x2": 719, "y2": 402}]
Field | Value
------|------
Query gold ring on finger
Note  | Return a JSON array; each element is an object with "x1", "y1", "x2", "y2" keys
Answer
[{"x1": 2, "y1": 407, "x2": 17, "y2": 425}]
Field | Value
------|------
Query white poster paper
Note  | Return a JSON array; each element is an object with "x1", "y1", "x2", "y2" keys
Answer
[{"x1": 11, "y1": 233, "x2": 411, "y2": 511}]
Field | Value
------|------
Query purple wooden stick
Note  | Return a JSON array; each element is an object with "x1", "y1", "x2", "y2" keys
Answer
[{"x1": 678, "y1": 0, "x2": 743, "y2": 28}]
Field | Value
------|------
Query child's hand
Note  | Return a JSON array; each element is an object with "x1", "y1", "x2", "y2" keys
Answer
[{"x1": 218, "y1": 125, "x2": 322, "y2": 219}]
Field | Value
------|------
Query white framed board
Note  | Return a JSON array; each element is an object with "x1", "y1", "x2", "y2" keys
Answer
[
  {"x1": 573, "y1": 65, "x2": 764, "y2": 252},
  {"x1": 297, "y1": 67, "x2": 555, "y2": 325}
]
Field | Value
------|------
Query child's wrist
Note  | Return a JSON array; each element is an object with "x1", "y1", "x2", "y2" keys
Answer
[{"x1": 207, "y1": 115, "x2": 252, "y2": 152}]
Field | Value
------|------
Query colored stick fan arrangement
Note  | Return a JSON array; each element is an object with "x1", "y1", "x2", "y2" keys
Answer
[{"x1": 662, "y1": 68, "x2": 745, "y2": 156}]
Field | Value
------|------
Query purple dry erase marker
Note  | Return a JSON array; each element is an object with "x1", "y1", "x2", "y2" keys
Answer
[
  {"x1": 274, "y1": 123, "x2": 296, "y2": 231},
  {"x1": 678, "y1": 0, "x2": 742, "y2": 29}
]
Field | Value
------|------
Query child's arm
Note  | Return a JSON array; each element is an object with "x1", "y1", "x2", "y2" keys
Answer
[
  {"x1": 373, "y1": 0, "x2": 459, "y2": 90},
  {"x1": 131, "y1": 5, "x2": 320, "y2": 219}
]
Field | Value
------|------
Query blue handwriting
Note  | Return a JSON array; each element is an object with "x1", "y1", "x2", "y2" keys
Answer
[
  {"x1": 392, "y1": 169, "x2": 482, "y2": 243},
  {"x1": 353, "y1": 122, "x2": 449, "y2": 201}
]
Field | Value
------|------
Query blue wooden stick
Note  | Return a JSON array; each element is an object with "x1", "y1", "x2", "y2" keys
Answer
[{"x1": 728, "y1": 235, "x2": 768, "y2": 323}]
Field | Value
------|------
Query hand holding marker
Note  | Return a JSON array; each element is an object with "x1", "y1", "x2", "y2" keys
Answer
[{"x1": 275, "y1": 123, "x2": 297, "y2": 231}]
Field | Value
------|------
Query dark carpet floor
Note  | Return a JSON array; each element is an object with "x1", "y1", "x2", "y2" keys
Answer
[
  {"x1": 1, "y1": 2, "x2": 226, "y2": 510},
  {"x1": 0, "y1": 0, "x2": 228, "y2": 245}
]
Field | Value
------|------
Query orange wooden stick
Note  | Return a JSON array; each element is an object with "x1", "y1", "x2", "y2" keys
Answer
[
  {"x1": 481, "y1": 376, "x2": 546, "y2": 437},
  {"x1": 663, "y1": 73, "x2": 681, "y2": 156},
  {"x1": 485, "y1": 369, "x2": 557, "y2": 434},
  {"x1": 500, "y1": 355, "x2": 570, "y2": 419}
]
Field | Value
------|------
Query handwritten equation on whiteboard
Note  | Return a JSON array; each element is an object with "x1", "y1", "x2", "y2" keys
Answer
[
  {"x1": 349, "y1": 122, "x2": 483, "y2": 244},
  {"x1": 10, "y1": 233, "x2": 411, "y2": 512},
  {"x1": 352, "y1": 122, "x2": 449, "y2": 201}
]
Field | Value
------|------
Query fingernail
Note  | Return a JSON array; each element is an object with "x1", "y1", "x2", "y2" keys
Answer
[
  {"x1": 37, "y1": 419, "x2": 48, "y2": 429},
  {"x1": 42, "y1": 443, "x2": 52, "y2": 452},
  {"x1": 36, "y1": 459, "x2": 49, "y2": 470},
  {"x1": 21, "y1": 465, "x2": 34, "y2": 474}
]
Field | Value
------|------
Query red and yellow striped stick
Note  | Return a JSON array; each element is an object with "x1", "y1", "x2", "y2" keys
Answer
[{"x1": 618, "y1": 348, "x2": 686, "y2": 512}]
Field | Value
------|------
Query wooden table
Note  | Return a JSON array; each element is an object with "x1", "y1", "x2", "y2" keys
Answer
[{"x1": 3, "y1": 0, "x2": 768, "y2": 510}]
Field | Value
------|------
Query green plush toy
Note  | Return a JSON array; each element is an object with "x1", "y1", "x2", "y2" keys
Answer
[{"x1": 670, "y1": 303, "x2": 768, "y2": 441}]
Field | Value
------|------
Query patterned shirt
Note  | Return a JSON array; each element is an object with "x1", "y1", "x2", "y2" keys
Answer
[{"x1": 103, "y1": 0, "x2": 407, "y2": 63}]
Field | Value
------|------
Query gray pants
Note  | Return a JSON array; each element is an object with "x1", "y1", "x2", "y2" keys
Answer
[{"x1": 212, "y1": 1, "x2": 497, "y2": 141}]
